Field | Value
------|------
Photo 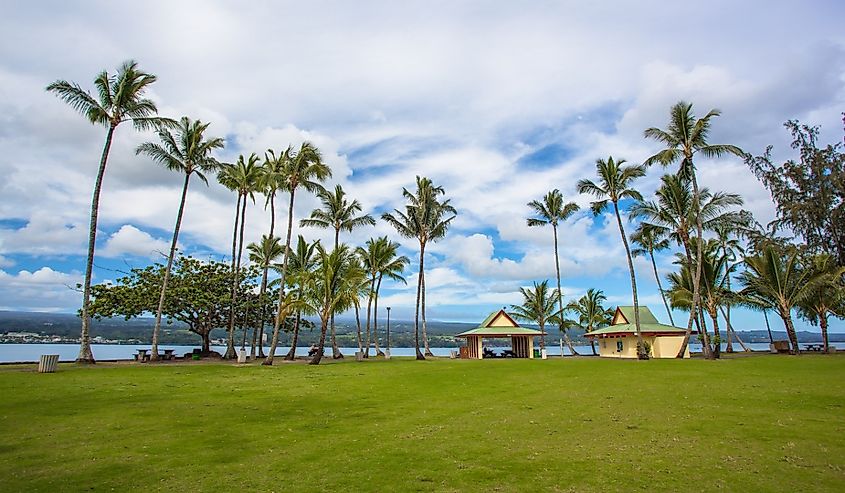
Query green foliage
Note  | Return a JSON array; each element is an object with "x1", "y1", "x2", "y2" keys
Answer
[{"x1": 746, "y1": 118, "x2": 845, "y2": 265}]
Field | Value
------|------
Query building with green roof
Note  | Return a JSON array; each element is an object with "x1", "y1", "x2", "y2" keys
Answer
[
  {"x1": 587, "y1": 306, "x2": 692, "y2": 358},
  {"x1": 455, "y1": 309, "x2": 544, "y2": 359}
]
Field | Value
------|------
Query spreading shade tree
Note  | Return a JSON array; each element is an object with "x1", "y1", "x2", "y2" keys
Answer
[
  {"x1": 577, "y1": 157, "x2": 648, "y2": 359},
  {"x1": 527, "y1": 189, "x2": 580, "y2": 354},
  {"x1": 382, "y1": 176, "x2": 456, "y2": 360},
  {"x1": 264, "y1": 142, "x2": 332, "y2": 366},
  {"x1": 643, "y1": 101, "x2": 744, "y2": 358},
  {"x1": 46, "y1": 60, "x2": 173, "y2": 364},
  {"x1": 136, "y1": 117, "x2": 223, "y2": 361},
  {"x1": 301, "y1": 184, "x2": 375, "y2": 358}
]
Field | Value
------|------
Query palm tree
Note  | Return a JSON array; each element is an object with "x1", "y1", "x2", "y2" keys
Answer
[
  {"x1": 382, "y1": 176, "x2": 456, "y2": 360},
  {"x1": 135, "y1": 117, "x2": 223, "y2": 361},
  {"x1": 357, "y1": 237, "x2": 409, "y2": 357},
  {"x1": 714, "y1": 223, "x2": 746, "y2": 352},
  {"x1": 631, "y1": 223, "x2": 675, "y2": 326},
  {"x1": 301, "y1": 244, "x2": 362, "y2": 365},
  {"x1": 565, "y1": 289, "x2": 613, "y2": 355},
  {"x1": 630, "y1": 174, "x2": 746, "y2": 358},
  {"x1": 264, "y1": 142, "x2": 332, "y2": 365},
  {"x1": 283, "y1": 236, "x2": 321, "y2": 360},
  {"x1": 666, "y1": 238, "x2": 731, "y2": 358},
  {"x1": 644, "y1": 101, "x2": 744, "y2": 358},
  {"x1": 797, "y1": 254, "x2": 845, "y2": 352},
  {"x1": 46, "y1": 60, "x2": 171, "y2": 364},
  {"x1": 301, "y1": 184, "x2": 375, "y2": 358},
  {"x1": 738, "y1": 246, "x2": 823, "y2": 354},
  {"x1": 527, "y1": 189, "x2": 580, "y2": 354},
  {"x1": 246, "y1": 235, "x2": 284, "y2": 358},
  {"x1": 218, "y1": 154, "x2": 262, "y2": 359},
  {"x1": 509, "y1": 281, "x2": 560, "y2": 352},
  {"x1": 577, "y1": 157, "x2": 648, "y2": 359}
]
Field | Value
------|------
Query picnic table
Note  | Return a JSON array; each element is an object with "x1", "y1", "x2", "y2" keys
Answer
[
  {"x1": 501, "y1": 349, "x2": 516, "y2": 358},
  {"x1": 162, "y1": 349, "x2": 175, "y2": 360},
  {"x1": 135, "y1": 349, "x2": 150, "y2": 362},
  {"x1": 803, "y1": 343, "x2": 824, "y2": 352}
]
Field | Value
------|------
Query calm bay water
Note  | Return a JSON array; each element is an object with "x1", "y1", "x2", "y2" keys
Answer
[{"x1": 1, "y1": 341, "x2": 842, "y2": 363}]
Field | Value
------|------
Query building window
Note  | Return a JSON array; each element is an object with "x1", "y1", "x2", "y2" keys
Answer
[{"x1": 616, "y1": 340, "x2": 623, "y2": 352}]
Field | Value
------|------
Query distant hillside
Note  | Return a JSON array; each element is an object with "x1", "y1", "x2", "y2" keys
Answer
[{"x1": 1, "y1": 311, "x2": 842, "y2": 346}]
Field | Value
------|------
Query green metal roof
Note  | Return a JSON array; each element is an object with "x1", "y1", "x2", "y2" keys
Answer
[
  {"x1": 454, "y1": 309, "x2": 544, "y2": 338},
  {"x1": 587, "y1": 306, "x2": 689, "y2": 337},
  {"x1": 587, "y1": 322, "x2": 686, "y2": 337}
]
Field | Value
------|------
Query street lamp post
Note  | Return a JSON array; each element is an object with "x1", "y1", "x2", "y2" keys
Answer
[{"x1": 386, "y1": 307, "x2": 391, "y2": 350}]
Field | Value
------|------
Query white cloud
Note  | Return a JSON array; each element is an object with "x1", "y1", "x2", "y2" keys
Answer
[
  {"x1": 99, "y1": 225, "x2": 173, "y2": 260},
  {"x1": 0, "y1": 267, "x2": 82, "y2": 312}
]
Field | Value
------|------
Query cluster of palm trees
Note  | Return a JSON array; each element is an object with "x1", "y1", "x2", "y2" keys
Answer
[
  {"x1": 50, "y1": 60, "x2": 468, "y2": 365},
  {"x1": 515, "y1": 101, "x2": 844, "y2": 358}
]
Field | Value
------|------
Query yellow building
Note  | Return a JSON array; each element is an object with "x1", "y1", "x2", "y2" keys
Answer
[
  {"x1": 587, "y1": 306, "x2": 692, "y2": 359},
  {"x1": 455, "y1": 309, "x2": 544, "y2": 359}
]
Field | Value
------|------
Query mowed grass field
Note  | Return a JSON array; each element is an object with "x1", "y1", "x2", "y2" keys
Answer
[{"x1": 0, "y1": 355, "x2": 843, "y2": 492}]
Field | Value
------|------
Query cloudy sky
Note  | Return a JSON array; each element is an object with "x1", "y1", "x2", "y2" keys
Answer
[{"x1": 1, "y1": 1, "x2": 843, "y2": 333}]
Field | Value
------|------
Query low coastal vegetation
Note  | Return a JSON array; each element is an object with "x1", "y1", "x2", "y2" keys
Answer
[{"x1": 1, "y1": 356, "x2": 843, "y2": 491}]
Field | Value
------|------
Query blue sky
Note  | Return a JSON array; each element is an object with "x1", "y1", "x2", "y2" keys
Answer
[{"x1": 0, "y1": 1, "x2": 844, "y2": 334}]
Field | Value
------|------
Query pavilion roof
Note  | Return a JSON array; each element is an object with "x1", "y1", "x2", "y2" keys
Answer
[
  {"x1": 586, "y1": 306, "x2": 692, "y2": 337},
  {"x1": 454, "y1": 309, "x2": 545, "y2": 338}
]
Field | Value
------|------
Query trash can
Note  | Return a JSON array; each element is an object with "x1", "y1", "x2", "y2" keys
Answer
[
  {"x1": 533, "y1": 349, "x2": 540, "y2": 358},
  {"x1": 541, "y1": 349, "x2": 548, "y2": 360},
  {"x1": 237, "y1": 349, "x2": 247, "y2": 363},
  {"x1": 355, "y1": 351, "x2": 364, "y2": 361},
  {"x1": 384, "y1": 350, "x2": 391, "y2": 360},
  {"x1": 450, "y1": 350, "x2": 458, "y2": 359},
  {"x1": 38, "y1": 354, "x2": 59, "y2": 373}
]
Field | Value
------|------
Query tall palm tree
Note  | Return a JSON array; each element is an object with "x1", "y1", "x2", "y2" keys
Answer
[
  {"x1": 509, "y1": 280, "x2": 560, "y2": 352},
  {"x1": 631, "y1": 223, "x2": 675, "y2": 326},
  {"x1": 218, "y1": 154, "x2": 262, "y2": 359},
  {"x1": 577, "y1": 157, "x2": 648, "y2": 359},
  {"x1": 301, "y1": 184, "x2": 375, "y2": 358},
  {"x1": 357, "y1": 237, "x2": 409, "y2": 357},
  {"x1": 630, "y1": 174, "x2": 745, "y2": 358},
  {"x1": 527, "y1": 189, "x2": 580, "y2": 354},
  {"x1": 797, "y1": 254, "x2": 845, "y2": 352},
  {"x1": 382, "y1": 176, "x2": 456, "y2": 360},
  {"x1": 738, "y1": 246, "x2": 823, "y2": 354},
  {"x1": 246, "y1": 235, "x2": 284, "y2": 358},
  {"x1": 565, "y1": 289, "x2": 613, "y2": 355},
  {"x1": 283, "y1": 236, "x2": 321, "y2": 360},
  {"x1": 46, "y1": 60, "x2": 171, "y2": 364},
  {"x1": 264, "y1": 142, "x2": 332, "y2": 365},
  {"x1": 136, "y1": 117, "x2": 223, "y2": 361},
  {"x1": 301, "y1": 244, "x2": 362, "y2": 365},
  {"x1": 666, "y1": 238, "x2": 731, "y2": 358},
  {"x1": 644, "y1": 101, "x2": 744, "y2": 358},
  {"x1": 714, "y1": 223, "x2": 746, "y2": 352}
]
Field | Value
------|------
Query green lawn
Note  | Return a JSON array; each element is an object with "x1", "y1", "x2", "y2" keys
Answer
[{"x1": 1, "y1": 355, "x2": 843, "y2": 492}]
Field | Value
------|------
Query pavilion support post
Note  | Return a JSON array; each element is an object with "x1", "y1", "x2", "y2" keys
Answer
[{"x1": 528, "y1": 337, "x2": 535, "y2": 359}]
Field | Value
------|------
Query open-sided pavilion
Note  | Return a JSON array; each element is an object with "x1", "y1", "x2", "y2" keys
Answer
[{"x1": 455, "y1": 309, "x2": 544, "y2": 359}]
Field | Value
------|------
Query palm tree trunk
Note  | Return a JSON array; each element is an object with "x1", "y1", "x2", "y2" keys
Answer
[
  {"x1": 151, "y1": 172, "x2": 191, "y2": 361},
  {"x1": 613, "y1": 202, "x2": 645, "y2": 359},
  {"x1": 684, "y1": 171, "x2": 708, "y2": 359},
  {"x1": 414, "y1": 242, "x2": 425, "y2": 360},
  {"x1": 552, "y1": 224, "x2": 577, "y2": 355},
  {"x1": 421, "y1": 258, "x2": 434, "y2": 357},
  {"x1": 364, "y1": 276, "x2": 375, "y2": 358},
  {"x1": 284, "y1": 312, "x2": 301, "y2": 361},
  {"x1": 781, "y1": 308, "x2": 801, "y2": 355},
  {"x1": 355, "y1": 302, "x2": 363, "y2": 353},
  {"x1": 265, "y1": 189, "x2": 296, "y2": 365},
  {"x1": 709, "y1": 308, "x2": 721, "y2": 359},
  {"x1": 257, "y1": 192, "x2": 276, "y2": 359},
  {"x1": 251, "y1": 269, "x2": 269, "y2": 359},
  {"x1": 310, "y1": 314, "x2": 329, "y2": 365},
  {"x1": 374, "y1": 275, "x2": 385, "y2": 356},
  {"x1": 764, "y1": 309, "x2": 774, "y2": 344},
  {"x1": 227, "y1": 193, "x2": 249, "y2": 359},
  {"x1": 725, "y1": 275, "x2": 734, "y2": 353},
  {"x1": 77, "y1": 124, "x2": 117, "y2": 364},
  {"x1": 718, "y1": 306, "x2": 750, "y2": 352},
  {"x1": 820, "y1": 314, "x2": 830, "y2": 352},
  {"x1": 225, "y1": 193, "x2": 242, "y2": 359},
  {"x1": 650, "y1": 250, "x2": 675, "y2": 326},
  {"x1": 676, "y1": 237, "x2": 710, "y2": 358},
  {"x1": 331, "y1": 230, "x2": 343, "y2": 359}
]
